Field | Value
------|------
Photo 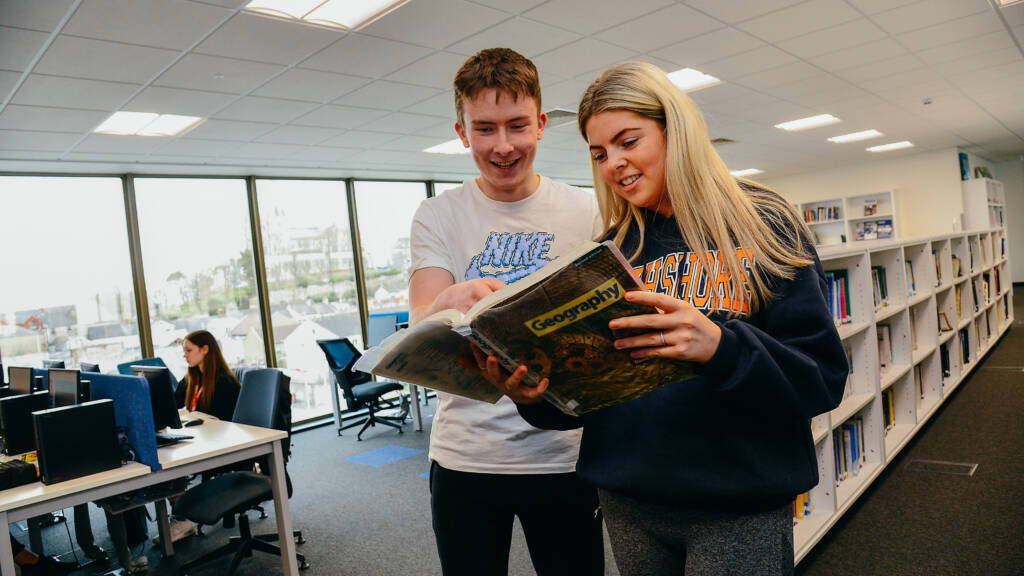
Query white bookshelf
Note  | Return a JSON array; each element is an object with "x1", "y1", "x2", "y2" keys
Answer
[
  {"x1": 795, "y1": 227, "x2": 1013, "y2": 564},
  {"x1": 799, "y1": 190, "x2": 897, "y2": 247},
  {"x1": 962, "y1": 177, "x2": 1005, "y2": 231}
]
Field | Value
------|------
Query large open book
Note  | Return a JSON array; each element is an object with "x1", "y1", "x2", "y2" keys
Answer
[{"x1": 354, "y1": 241, "x2": 694, "y2": 416}]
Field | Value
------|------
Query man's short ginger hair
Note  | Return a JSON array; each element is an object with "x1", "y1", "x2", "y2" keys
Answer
[{"x1": 453, "y1": 48, "x2": 542, "y2": 126}]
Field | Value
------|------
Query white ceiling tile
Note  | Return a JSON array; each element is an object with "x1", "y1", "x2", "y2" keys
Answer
[
  {"x1": 777, "y1": 18, "x2": 887, "y2": 58},
  {"x1": 872, "y1": 0, "x2": 991, "y2": 35},
  {"x1": 0, "y1": 129, "x2": 80, "y2": 151},
  {"x1": 733, "y1": 61, "x2": 824, "y2": 92},
  {"x1": 288, "y1": 145, "x2": 363, "y2": 163},
  {"x1": 357, "y1": 112, "x2": 448, "y2": 134},
  {"x1": 532, "y1": 39, "x2": 637, "y2": 80},
  {"x1": 837, "y1": 53, "x2": 925, "y2": 83},
  {"x1": 188, "y1": 0, "x2": 248, "y2": 8},
  {"x1": 932, "y1": 48, "x2": 1023, "y2": 80},
  {"x1": 362, "y1": 0, "x2": 507, "y2": 49},
  {"x1": 220, "y1": 141, "x2": 305, "y2": 159},
  {"x1": 702, "y1": 46, "x2": 798, "y2": 82},
  {"x1": 194, "y1": 12, "x2": 342, "y2": 65},
  {"x1": 0, "y1": 26, "x2": 49, "y2": 72},
  {"x1": 594, "y1": 4, "x2": 724, "y2": 52},
  {"x1": 682, "y1": 0, "x2": 804, "y2": 24},
  {"x1": 915, "y1": 30, "x2": 1017, "y2": 65},
  {"x1": 0, "y1": 104, "x2": 107, "y2": 132},
  {"x1": 72, "y1": 134, "x2": 168, "y2": 154},
  {"x1": 649, "y1": 27, "x2": 765, "y2": 68},
  {"x1": 253, "y1": 68, "x2": 368, "y2": 103},
  {"x1": 12, "y1": 74, "x2": 138, "y2": 111},
  {"x1": 0, "y1": 70, "x2": 22, "y2": 98},
  {"x1": 713, "y1": 93, "x2": 809, "y2": 125},
  {"x1": 255, "y1": 125, "x2": 341, "y2": 145},
  {"x1": 377, "y1": 134, "x2": 453, "y2": 152},
  {"x1": 300, "y1": 33, "x2": 433, "y2": 78},
  {"x1": 63, "y1": 0, "x2": 231, "y2": 51},
  {"x1": 154, "y1": 138, "x2": 234, "y2": 157},
  {"x1": 446, "y1": 17, "x2": 580, "y2": 58},
  {"x1": 386, "y1": 51, "x2": 467, "y2": 89},
  {"x1": 320, "y1": 130, "x2": 400, "y2": 149},
  {"x1": 292, "y1": 105, "x2": 389, "y2": 129},
  {"x1": 894, "y1": 10, "x2": 1004, "y2": 51},
  {"x1": 844, "y1": 0, "x2": 920, "y2": 15},
  {"x1": 0, "y1": 0, "x2": 74, "y2": 32},
  {"x1": 413, "y1": 119, "x2": 461, "y2": 139},
  {"x1": 1002, "y1": 3, "x2": 1024, "y2": 26},
  {"x1": 332, "y1": 80, "x2": 440, "y2": 111},
  {"x1": 213, "y1": 96, "x2": 319, "y2": 123},
  {"x1": 861, "y1": 67, "x2": 945, "y2": 93},
  {"x1": 688, "y1": 82, "x2": 756, "y2": 106},
  {"x1": 736, "y1": 0, "x2": 861, "y2": 43},
  {"x1": 540, "y1": 78, "x2": 592, "y2": 111},
  {"x1": 463, "y1": 0, "x2": 546, "y2": 12},
  {"x1": 126, "y1": 86, "x2": 236, "y2": 116},
  {"x1": 180, "y1": 118, "x2": 276, "y2": 141},
  {"x1": 34, "y1": 35, "x2": 179, "y2": 83},
  {"x1": 523, "y1": 0, "x2": 674, "y2": 36},
  {"x1": 808, "y1": 38, "x2": 909, "y2": 72},
  {"x1": 155, "y1": 53, "x2": 284, "y2": 94},
  {"x1": 401, "y1": 91, "x2": 455, "y2": 118}
]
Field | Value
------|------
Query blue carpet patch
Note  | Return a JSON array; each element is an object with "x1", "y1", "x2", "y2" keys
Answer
[{"x1": 345, "y1": 445, "x2": 424, "y2": 467}]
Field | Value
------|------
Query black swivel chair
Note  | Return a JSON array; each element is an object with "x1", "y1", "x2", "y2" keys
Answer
[
  {"x1": 316, "y1": 338, "x2": 406, "y2": 440},
  {"x1": 172, "y1": 369, "x2": 309, "y2": 575}
]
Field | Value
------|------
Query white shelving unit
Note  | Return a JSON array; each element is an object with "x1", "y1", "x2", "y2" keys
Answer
[
  {"x1": 799, "y1": 190, "x2": 898, "y2": 247},
  {"x1": 962, "y1": 177, "x2": 1005, "y2": 231},
  {"x1": 795, "y1": 222, "x2": 1013, "y2": 564}
]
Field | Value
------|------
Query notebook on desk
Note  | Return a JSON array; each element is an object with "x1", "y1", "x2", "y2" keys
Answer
[{"x1": 154, "y1": 431, "x2": 193, "y2": 446}]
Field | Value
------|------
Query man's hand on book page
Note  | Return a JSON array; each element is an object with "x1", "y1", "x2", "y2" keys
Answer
[
  {"x1": 428, "y1": 278, "x2": 507, "y2": 316},
  {"x1": 466, "y1": 345, "x2": 548, "y2": 405},
  {"x1": 608, "y1": 291, "x2": 722, "y2": 364}
]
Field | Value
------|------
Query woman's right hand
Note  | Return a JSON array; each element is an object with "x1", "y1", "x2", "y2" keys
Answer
[{"x1": 468, "y1": 345, "x2": 549, "y2": 405}]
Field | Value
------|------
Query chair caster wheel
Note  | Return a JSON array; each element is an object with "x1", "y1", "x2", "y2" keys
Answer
[
  {"x1": 296, "y1": 535, "x2": 306, "y2": 545},
  {"x1": 299, "y1": 560, "x2": 311, "y2": 570}
]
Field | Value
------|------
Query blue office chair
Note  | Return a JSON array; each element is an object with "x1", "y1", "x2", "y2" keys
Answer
[
  {"x1": 173, "y1": 369, "x2": 308, "y2": 575},
  {"x1": 316, "y1": 338, "x2": 406, "y2": 440}
]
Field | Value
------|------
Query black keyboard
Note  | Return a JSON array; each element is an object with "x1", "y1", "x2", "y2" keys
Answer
[{"x1": 154, "y1": 431, "x2": 193, "y2": 446}]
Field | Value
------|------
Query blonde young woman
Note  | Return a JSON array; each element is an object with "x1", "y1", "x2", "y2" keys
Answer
[{"x1": 501, "y1": 62, "x2": 849, "y2": 575}]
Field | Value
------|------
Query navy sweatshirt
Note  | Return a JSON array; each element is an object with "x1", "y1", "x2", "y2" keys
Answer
[{"x1": 518, "y1": 201, "x2": 849, "y2": 512}]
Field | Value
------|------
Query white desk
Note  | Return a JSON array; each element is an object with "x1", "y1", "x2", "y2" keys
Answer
[{"x1": 0, "y1": 418, "x2": 298, "y2": 576}]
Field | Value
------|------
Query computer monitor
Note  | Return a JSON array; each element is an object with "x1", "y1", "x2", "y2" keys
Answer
[
  {"x1": 8, "y1": 366, "x2": 33, "y2": 395},
  {"x1": 79, "y1": 362, "x2": 101, "y2": 373},
  {"x1": 41, "y1": 359, "x2": 65, "y2": 369},
  {"x1": 129, "y1": 365, "x2": 182, "y2": 431},
  {"x1": 48, "y1": 368, "x2": 86, "y2": 408}
]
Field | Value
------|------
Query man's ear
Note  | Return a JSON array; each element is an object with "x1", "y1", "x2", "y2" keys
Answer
[
  {"x1": 536, "y1": 111, "x2": 548, "y2": 141},
  {"x1": 454, "y1": 121, "x2": 470, "y2": 149}
]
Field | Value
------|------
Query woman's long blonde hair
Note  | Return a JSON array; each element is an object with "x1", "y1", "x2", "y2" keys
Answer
[{"x1": 577, "y1": 62, "x2": 814, "y2": 314}]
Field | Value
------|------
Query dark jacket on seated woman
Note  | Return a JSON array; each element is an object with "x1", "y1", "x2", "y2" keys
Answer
[{"x1": 175, "y1": 369, "x2": 240, "y2": 422}]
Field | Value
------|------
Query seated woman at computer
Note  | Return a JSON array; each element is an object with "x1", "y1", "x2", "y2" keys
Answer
[{"x1": 176, "y1": 330, "x2": 240, "y2": 422}]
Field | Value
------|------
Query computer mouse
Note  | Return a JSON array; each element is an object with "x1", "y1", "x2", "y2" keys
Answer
[{"x1": 184, "y1": 418, "x2": 204, "y2": 427}]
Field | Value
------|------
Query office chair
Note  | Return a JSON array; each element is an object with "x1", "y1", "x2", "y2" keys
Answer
[
  {"x1": 173, "y1": 369, "x2": 308, "y2": 575},
  {"x1": 316, "y1": 338, "x2": 407, "y2": 440}
]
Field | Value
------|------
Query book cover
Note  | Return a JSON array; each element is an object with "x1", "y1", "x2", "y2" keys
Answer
[
  {"x1": 357, "y1": 241, "x2": 695, "y2": 416},
  {"x1": 863, "y1": 198, "x2": 877, "y2": 216}
]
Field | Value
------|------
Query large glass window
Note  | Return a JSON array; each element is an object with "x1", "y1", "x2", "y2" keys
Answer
[
  {"x1": 0, "y1": 177, "x2": 140, "y2": 372},
  {"x1": 255, "y1": 179, "x2": 359, "y2": 421},
  {"x1": 432, "y1": 181, "x2": 461, "y2": 195},
  {"x1": 354, "y1": 182, "x2": 426, "y2": 321},
  {"x1": 134, "y1": 178, "x2": 263, "y2": 380}
]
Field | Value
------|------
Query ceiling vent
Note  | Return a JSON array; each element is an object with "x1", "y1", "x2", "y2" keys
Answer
[{"x1": 546, "y1": 107, "x2": 577, "y2": 129}]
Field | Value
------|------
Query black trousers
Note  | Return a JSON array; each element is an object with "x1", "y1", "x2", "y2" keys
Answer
[{"x1": 429, "y1": 461, "x2": 604, "y2": 576}]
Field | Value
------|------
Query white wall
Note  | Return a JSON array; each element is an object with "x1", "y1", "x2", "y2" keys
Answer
[
  {"x1": 992, "y1": 158, "x2": 1024, "y2": 283},
  {"x1": 761, "y1": 148, "x2": 963, "y2": 239}
]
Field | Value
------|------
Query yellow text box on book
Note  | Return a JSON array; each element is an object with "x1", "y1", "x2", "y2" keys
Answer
[{"x1": 526, "y1": 279, "x2": 623, "y2": 337}]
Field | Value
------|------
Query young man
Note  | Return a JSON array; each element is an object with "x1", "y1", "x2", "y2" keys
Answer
[{"x1": 409, "y1": 48, "x2": 604, "y2": 576}]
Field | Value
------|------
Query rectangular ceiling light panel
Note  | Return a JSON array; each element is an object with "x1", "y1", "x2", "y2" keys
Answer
[
  {"x1": 866, "y1": 141, "x2": 914, "y2": 152},
  {"x1": 94, "y1": 112, "x2": 202, "y2": 137},
  {"x1": 666, "y1": 68, "x2": 722, "y2": 92},
  {"x1": 246, "y1": 0, "x2": 411, "y2": 29},
  {"x1": 828, "y1": 129, "x2": 883, "y2": 143},
  {"x1": 775, "y1": 114, "x2": 840, "y2": 131},
  {"x1": 424, "y1": 138, "x2": 470, "y2": 155},
  {"x1": 730, "y1": 168, "x2": 763, "y2": 177}
]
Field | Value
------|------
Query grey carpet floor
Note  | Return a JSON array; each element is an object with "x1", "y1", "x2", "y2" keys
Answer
[{"x1": 18, "y1": 287, "x2": 1023, "y2": 575}]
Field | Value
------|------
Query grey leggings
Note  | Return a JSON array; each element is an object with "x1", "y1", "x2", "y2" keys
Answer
[{"x1": 599, "y1": 489, "x2": 793, "y2": 576}]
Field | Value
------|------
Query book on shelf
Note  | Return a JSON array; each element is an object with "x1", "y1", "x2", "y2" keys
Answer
[
  {"x1": 354, "y1": 240, "x2": 695, "y2": 416},
  {"x1": 938, "y1": 311, "x2": 953, "y2": 332},
  {"x1": 972, "y1": 280, "x2": 980, "y2": 312},
  {"x1": 951, "y1": 254, "x2": 961, "y2": 278},
  {"x1": 877, "y1": 324, "x2": 892, "y2": 369},
  {"x1": 881, "y1": 388, "x2": 894, "y2": 432},
  {"x1": 909, "y1": 308, "x2": 918, "y2": 350},
  {"x1": 863, "y1": 221, "x2": 878, "y2": 240},
  {"x1": 871, "y1": 265, "x2": 888, "y2": 309},
  {"x1": 914, "y1": 364, "x2": 924, "y2": 400},
  {"x1": 939, "y1": 342, "x2": 951, "y2": 379},
  {"x1": 932, "y1": 250, "x2": 941, "y2": 286},
  {"x1": 905, "y1": 260, "x2": 916, "y2": 295},
  {"x1": 877, "y1": 219, "x2": 893, "y2": 239},
  {"x1": 955, "y1": 285, "x2": 963, "y2": 318},
  {"x1": 969, "y1": 242, "x2": 975, "y2": 270},
  {"x1": 863, "y1": 198, "x2": 877, "y2": 216},
  {"x1": 824, "y1": 269, "x2": 852, "y2": 325},
  {"x1": 793, "y1": 491, "x2": 811, "y2": 523},
  {"x1": 959, "y1": 328, "x2": 970, "y2": 364}
]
